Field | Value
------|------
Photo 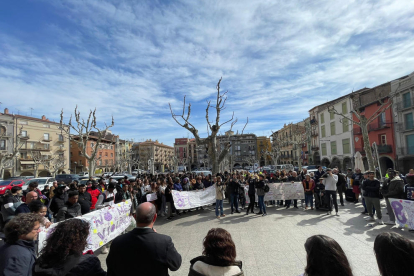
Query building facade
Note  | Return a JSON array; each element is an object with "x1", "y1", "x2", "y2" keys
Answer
[
  {"x1": 392, "y1": 72, "x2": 414, "y2": 173},
  {"x1": 256, "y1": 136, "x2": 272, "y2": 166},
  {"x1": 0, "y1": 110, "x2": 16, "y2": 179},
  {"x1": 217, "y1": 132, "x2": 257, "y2": 169},
  {"x1": 272, "y1": 122, "x2": 305, "y2": 166},
  {"x1": 139, "y1": 139, "x2": 174, "y2": 172}
]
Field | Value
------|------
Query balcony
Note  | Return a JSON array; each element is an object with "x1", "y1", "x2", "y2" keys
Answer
[
  {"x1": 377, "y1": 144, "x2": 393, "y2": 154},
  {"x1": 311, "y1": 146, "x2": 319, "y2": 151},
  {"x1": 397, "y1": 147, "x2": 414, "y2": 156},
  {"x1": 310, "y1": 118, "x2": 318, "y2": 125},
  {"x1": 57, "y1": 146, "x2": 65, "y2": 152},
  {"x1": 311, "y1": 130, "x2": 318, "y2": 137},
  {"x1": 353, "y1": 127, "x2": 362, "y2": 135},
  {"x1": 57, "y1": 138, "x2": 66, "y2": 143},
  {"x1": 43, "y1": 138, "x2": 52, "y2": 142},
  {"x1": 0, "y1": 132, "x2": 12, "y2": 138},
  {"x1": 20, "y1": 134, "x2": 30, "y2": 140},
  {"x1": 368, "y1": 120, "x2": 392, "y2": 131},
  {"x1": 396, "y1": 122, "x2": 414, "y2": 132}
]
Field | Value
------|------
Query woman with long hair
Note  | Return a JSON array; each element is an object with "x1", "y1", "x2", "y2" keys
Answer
[
  {"x1": 34, "y1": 219, "x2": 106, "y2": 276},
  {"x1": 374, "y1": 232, "x2": 414, "y2": 276},
  {"x1": 189, "y1": 228, "x2": 243, "y2": 276},
  {"x1": 302, "y1": 235, "x2": 353, "y2": 276}
]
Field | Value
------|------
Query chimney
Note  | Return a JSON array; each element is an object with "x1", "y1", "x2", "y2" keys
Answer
[
  {"x1": 4, "y1": 108, "x2": 9, "y2": 114},
  {"x1": 41, "y1": 115, "x2": 46, "y2": 120}
]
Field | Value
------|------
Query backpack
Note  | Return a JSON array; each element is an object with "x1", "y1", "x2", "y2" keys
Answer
[{"x1": 264, "y1": 184, "x2": 270, "y2": 193}]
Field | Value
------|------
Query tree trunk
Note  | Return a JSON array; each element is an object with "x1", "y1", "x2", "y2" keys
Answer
[
  {"x1": 209, "y1": 137, "x2": 219, "y2": 175},
  {"x1": 360, "y1": 116, "x2": 375, "y2": 171},
  {"x1": 88, "y1": 159, "x2": 95, "y2": 176}
]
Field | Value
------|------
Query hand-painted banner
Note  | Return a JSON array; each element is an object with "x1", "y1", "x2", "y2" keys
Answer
[
  {"x1": 172, "y1": 185, "x2": 216, "y2": 209},
  {"x1": 38, "y1": 201, "x2": 132, "y2": 253},
  {"x1": 389, "y1": 198, "x2": 414, "y2": 230},
  {"x1": 246, "y1": 182, "x2": 305, "y2": 203},
  {"x1": 146, "y1": 193, "x2": 158, "y2": 202}
]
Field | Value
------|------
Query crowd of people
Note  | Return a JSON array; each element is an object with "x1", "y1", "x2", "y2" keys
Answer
[
  {"x1": 0, "y1": 167, "x2": 413, "y2": 275},
  {"x1": 0, "y1": 204, "x2": 413, "y2": 276}
]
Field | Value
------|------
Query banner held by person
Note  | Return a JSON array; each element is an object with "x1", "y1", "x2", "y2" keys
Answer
[
  {"x1": 172, "y1": 185, "x2": 216, "y2": 209},
  {"x1": 246, "y1": 182, "x2": 305, "y2": 203},
  {"x1": 146, "y1": 193, "x2": 158, "y2": 202},
  {"x1": 389, "y1": 198, "x2": 414, "y2": 230},
  {"x1": 38, "y1": 201, "x2": 132, "y2": 253}
]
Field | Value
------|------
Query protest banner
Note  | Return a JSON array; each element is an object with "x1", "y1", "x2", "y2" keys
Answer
[
  {"x1": 246, "y1": 182, "x2": 305, "y2": 203},
  {"x1": 389, "y1": 198, "x2": 414, "y2": 230},
  {"x1": 172, "y1": 185, "x2": 216, "y2": 209},
  {"x1": 146, "y1": 192, "x2": 158, "y2": 202},
  {"x1": 38, "y1": 201, "x2": 132, "y2": 253}
]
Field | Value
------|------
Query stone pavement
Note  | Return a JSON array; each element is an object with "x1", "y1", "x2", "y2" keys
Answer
[{"x1": 96, "y1": 200, "x2": 414, "y2": 276}]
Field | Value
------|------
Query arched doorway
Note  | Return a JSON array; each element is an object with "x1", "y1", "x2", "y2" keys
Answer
[
  {"x1": 330, "y1": 157, "x2": 341, "y2": 169},
  {"x1": 379, "y1": 156, "x2": 394, "y2": 177},
  {"x1": 343, "y1": 157, "x2": 352, "y2": 172},
  {"x1": 3, "y1": 170, "x2": 11, "y2": 179},
  {"x1": 321, "y1": 158, "x2": 330, "y2": 168},
  {"x1": 38, "y1": 171, "x2": 51, "y2": 177},
  {"x1": 20, "y1": 171, "x2": 34, "y2": 176},
  {"x1": 313, "y1": 152, "x2": 321, "y2": 165}
]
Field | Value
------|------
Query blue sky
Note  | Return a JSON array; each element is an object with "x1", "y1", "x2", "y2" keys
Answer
[{"x1": 1, "y1": 0, "x2": 414, "y2": 146}]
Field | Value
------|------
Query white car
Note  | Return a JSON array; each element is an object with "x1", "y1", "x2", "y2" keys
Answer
[
  {"x1": 22, "y1": 177, "x2": 56, "y2": 191},
  {"x1": 194, "y1": 171, "x2": 212, "y2": 176}
]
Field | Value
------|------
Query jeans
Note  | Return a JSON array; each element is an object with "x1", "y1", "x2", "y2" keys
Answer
[
  {"x1": 215, "y1": 199, "x2": 224, "y2": 216},
  {"x1": 258, "y1": 195, "x2": 266, "y2": 214},
  {"x1": 337, "y1": 185, "x2": 345, "y2": 205},
  {"x1": 305, "y1": 194, "x2": 313, "y2": 208},
  {"x1": 362, "y1": 197, "x2": 376, "y2": 214},
  {"x1": 247, "y1": 194, "x2": 255, "y2": 213},
  {"x1": 365, "y1": 197, "x2": 382, "y2": 219},
  {"x1": 230, "y1": 193, "x2": 239, "y2": 212},
  {"x1": 325, "y1": 190, "x2": 338, "y2": 212},
  {"x1": 286, "y1": 199, "x2": 297, "y2": 207}
]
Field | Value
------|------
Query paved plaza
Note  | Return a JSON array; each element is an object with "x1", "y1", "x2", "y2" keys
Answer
[{"x1": 97, "y1": 200, "x2": 413, "y2": 276}]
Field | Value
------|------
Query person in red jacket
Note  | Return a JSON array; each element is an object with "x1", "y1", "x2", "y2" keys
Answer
[{"x1": 87, "y1": 181, "x2": 101, "y2": 211}]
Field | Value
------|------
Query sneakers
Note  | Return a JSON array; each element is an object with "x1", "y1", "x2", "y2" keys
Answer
[
  {"x1": 101, "y1": 247, "x2": 109, "y2": 254},
  {"x1": 221, "y1": 214, "x2": 226, "y2": 217},
  {"x1": 361, "y1": 211, "x2": 368, "y2": 214},
  {"x1": 326, "y1": 211, "x2": 332, "y2": 215},
  {"x1": 262, "y1": 213, "x2": 267, "y2": 217},
  {"x1": 365, "y1": 216, "x2": 375, "y2": 222},
  {"x1": 257, "y1": 212, "x2": 263, "y2": 215},
  {"x1": 377, "y1": 219, "x2": 384, "y2": 225},
  {"x1": 335, "y1": 212, "x2": 339, "y2": 216},
  {"x1": 384, "y1": 220, "x2": 395, "y2": 225},
  {"x1": 235, "y1": 210, "x2": 241, "y2": 213},
  {"x1": 217, "y1": 216, "x2": 220, "y2": 219}
]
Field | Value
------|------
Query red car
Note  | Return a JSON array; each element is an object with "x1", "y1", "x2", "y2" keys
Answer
[{"x1": 0, "y1": 179, "x2": 25, "y2": 195}]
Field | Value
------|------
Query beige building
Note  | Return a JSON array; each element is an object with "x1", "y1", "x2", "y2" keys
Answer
[
  {"x1": 9, "y1": 113, "x2": 70, "y2": 177},
  {"x1": 272, "y1": 122, "x2": 305, "y2": 166},
  {"x1": 139, "y1": 139, "x2": 174, "y2": 172},
  {"x1": 257, "y1": 136, "x2": 272, "y2": 166}
]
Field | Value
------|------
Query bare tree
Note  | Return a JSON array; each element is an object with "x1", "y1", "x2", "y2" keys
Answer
[
  {"x1": 170, "y1": 78, "x2": 247, "y2": 174},
  {"x1": 60, "y1": 106, "x2": 114, "y2": 176},
  {"x1": 269, "y1": 131, "x2": 285, "y2": 166},
  {"x1": 0, "y1": 127, "x2": 24, "y2": 179},
  {"x1": 30, "y1": 151, "x2": 44, "y2": 178},
  {"x1": 328, "y1": 86, "x2": 400, "y2": 171},
  {"x1": 42, "y1": 155, "x2": 67, "y2": 176},
  {"x1": 289, "y1": 121, "x2": 310, "y2": 171}
]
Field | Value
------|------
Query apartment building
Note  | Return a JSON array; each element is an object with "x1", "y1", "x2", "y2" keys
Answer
[
  {"x1": 272, "y1": 122, "x2": 305, "y2": 166},
  {"x1": 0, "y1": 109, "x2": 16, "y2": 179},
  {"x1": 256, "y1": 136, "x2": 272, "y2": 166},
  {"x1": 139, "y1": 139, "x2": 174, "y2": 172},
  {"x1": 217, "y1": 132, "x2": 257, "y2": 168}
]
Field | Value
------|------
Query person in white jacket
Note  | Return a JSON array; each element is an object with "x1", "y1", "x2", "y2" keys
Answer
[{"x1": 321, "y1": 168, "x2": 339, "y2": 216}]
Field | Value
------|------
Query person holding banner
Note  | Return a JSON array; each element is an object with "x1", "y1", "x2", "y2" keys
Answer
[
  {"x1": 215, "y1": 176, "x2": 226, "y2": 219},
  {"x1": 381, "y1": 169, "x2": 405, "y2": 225},
  {"x1": 256, "y1": 174, "x2": 267, "y2": 216}
]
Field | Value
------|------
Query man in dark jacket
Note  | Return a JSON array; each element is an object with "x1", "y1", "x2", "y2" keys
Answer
[
  {"x1": 246, "y1": 175, "x2": 256, "y2": 215},
  {"x1": 381, "y1": 170, "x2": 405, "y2": 225},
  {"x1": 1, "y1": 186, "x2": 23, "y2": 223},
  {"x1": 49, "y1": 185, "x2": 67, "y2": 219},
  {"x1": 229, "y1": 175, "x2": 241, "y2": 214},
  {"x1": 15, "y1": 191, "x2": 38, "y2": 215},
  {"x1": 56, "y1": 191, "x2": 82, "y2": 222},
  {"x1": 107, "y1": 202, "x2": 182, "y2": 276},
  {"x1": 362, "y1": 171, "x2": 383, "y2": 225},
  {"x1": 335, "y1": 170, "x2": 347, "y2": 206},
  {"x1": 78, "y1": 184, "x2": 92, "y2": 215},
  {"x1": 314, "y1": 166, "x2": 325, "y2": 184},
  {"x1": 0, "y1": 213, "x2": 42, "y2": 276},
  {"x1": 256, "y1": 174, "x2": 267, "y2": 216}
]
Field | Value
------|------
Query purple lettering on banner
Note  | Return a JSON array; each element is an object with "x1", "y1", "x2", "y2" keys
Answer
[
  {"x1": 111, "y1": 224, "x2": 116, "y2": 232},
  {"x1": 175, "y1": 192, "x2": 186, "y2": 207},
  {"x1": 95, "y1": 214, "x2": 104, "y2": 226},
  {"x1": 104, "y1": 211, "x2": 113, "y2": 221},
  {"x1": 391, "y1": 200, "x2": 407, "y2": 224}
]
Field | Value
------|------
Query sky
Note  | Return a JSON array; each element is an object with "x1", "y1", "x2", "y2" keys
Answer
[{"x1": 1, "y1": 0, "x2": 414, "y2": 146}]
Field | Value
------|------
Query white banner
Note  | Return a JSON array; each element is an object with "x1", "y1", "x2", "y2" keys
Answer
[
  {"x1": 146, "y1": 193, "x2": 158, "y2": 202},
  {"x1": 38, "y1": 201, "x2": 132, "y2": 253},
  {"x1": 389, "y1": 198, "x2": 414, "y2": 230},
  {"x1": 172, "y1": 185, "x2": 216, "y2": 209},
  {"x1": 246, "y1": 182, "x2": 305, "y2": 203}
]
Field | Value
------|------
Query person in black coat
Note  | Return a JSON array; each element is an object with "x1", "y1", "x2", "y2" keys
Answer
[
  {"x1": 34, "y1": 219, "x2": 106, "y2": 276},
  {"x1": 78, "y1": 184, "x2": 92, "y2": 215},
  {"x1": 0, "y1": 213, "x2": 43, "y2": 276},
  {"x1": 55, "y1": 191, "x2": 82, "y2": 222},
  {"x1": 229, "y1": 175, "x2": 241, "y2": 214},
  {"x1": 246, "y1": 175, "x2": 256, "y2": 215},
  {"x1": 49, "y1": 185, "x2": 67, "y2": 219},
  {"x1": 106, "y1": 202, "x2": 182, "y2": 276}
]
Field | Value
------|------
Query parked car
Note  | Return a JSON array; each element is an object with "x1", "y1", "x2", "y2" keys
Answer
[
  {"x1": 79, "y1": 177, "x2": 100, "y2": 186},
  {"x1": 102, "y1": 172, "x2": 114, "y2": 178},
  {"x1": 305, "y1": 165, "x2": 327, "y2": 174},
  {"x1": 78, "y1": 172, "x2": 89, "y2": 177},
  {"x1": 0, "y1": 179, "x2": 25, "y2": 195},
  {"x1": 55, "y1": 174, "x2": 80, "y2": 184},
  {"x1": 194, "y1": 171, "x2": 212, "y2": 176},
  {"x1": 22, "y1": 177, "x2": 56, "y2": 191},
  {"x1": 8, "y1": 176, "x2": 35, "y2": 180}
]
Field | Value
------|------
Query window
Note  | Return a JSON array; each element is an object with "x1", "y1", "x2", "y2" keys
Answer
[
  {"x1": 330, "y1": 141, "x2": 337, "y2": 154},
  {"x1": 21, "y1": 130, "x2": 27, "y2": 137},
  {"x1": 342, "y1": 102, "x2": 348, "y2": 114},
  {"x1": 105, "y1": 152, "x2": 108, "y2": 157},
  {"x1": 0, "y1": 140, "x2": 5, "y2": 150},
  {"x1": 403, "y1": 92, "x2": 411, "y2": 109},
  {"x1": 342, "y1": 138, "x2": 350, "y2": 154},
  {"x1": 30, "y1": 142, "x2": 35, "y2": 149},
  {"x1": 405, "y1": 113, "x2": 414, "y2": 130},
  {"x1": 321, "y1": 143, "x2": 327, "y2": 155},
  {"x1": 44, "y1": 143, "x2": 50, "y2": 150},
  {"x1": 59, "y1": 153, "x2": 64, "y2": 159},
  {"x1": 99, "y1": 152, "x2": 102, "y2": 156},
  {"x1": 342, "y1": 118, "x2": 349, "y2": 132},
  {"x1": 320, "y1": 113, "x2": 325, "y2": 124},
  {"x1": 330, "y1": 111, "x2": 334, "y2": 120},
  {"x1": 58, "y1": 134, "x2": 64, "y2": 141},
  {"x1": 321, "y1": 125, "x2": 326, "y2": 138},
  {"x1": 110, "y1": 153, "x2": 113, "y2": 157},
  {"x1": 111, "y1": 145, "x2": 113, "y2": 149},
  {"x1": 19, "y1": 120, "x2": 28, "y2": 125},
  {"x1": 43, "y1": 124, "x2": 50, "y2": 128},
  {"x1": 91, "y1": 142, "x2": 95, "y2": 148},
  {"x1": 79, "y1": 160, "x2": 82, "y2": 165},
  {"x1": 379, "y1": 112, "x2": 386, "y2": 128},
  {"x1": 330, "y1": 122, "x2": 336, "y2": 135},
  {"x1": 406, "y1": 134, "x2": 414, "y2": 155},
  {"x1": 43, "y1": 133, "x2": 49, "y2": 140},
  {"x1": 381, "y1": 135, "x2": 387, "y2": 145}
]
